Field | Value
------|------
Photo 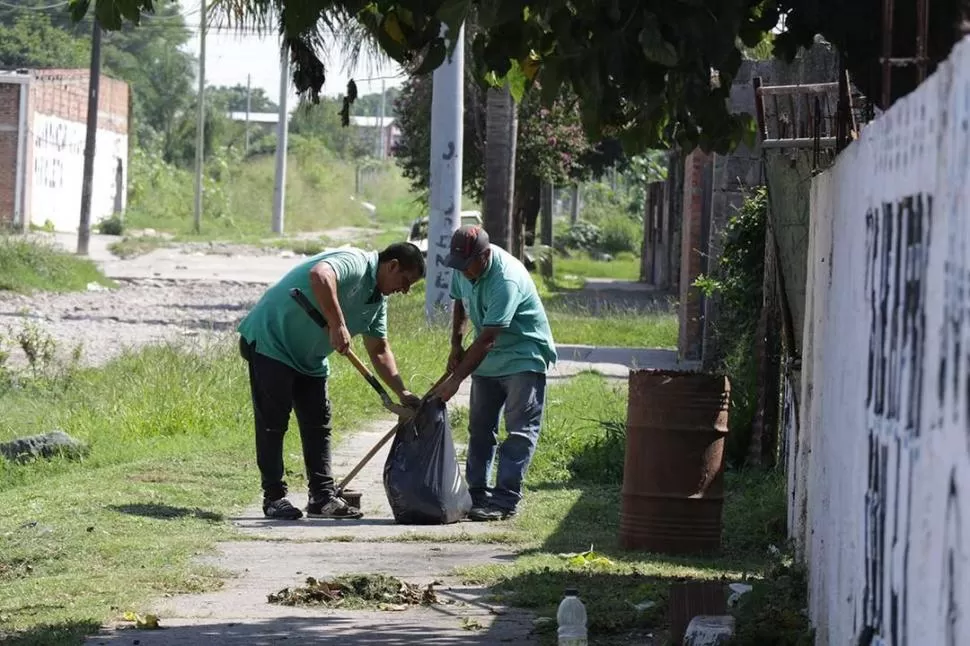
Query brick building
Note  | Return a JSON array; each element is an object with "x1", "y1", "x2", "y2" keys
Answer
[{"x1": 0, "y1": 69, "x2": 129, "y2": 232}]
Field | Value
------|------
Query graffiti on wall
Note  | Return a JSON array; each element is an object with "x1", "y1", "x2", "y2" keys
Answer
[
  {"x1": 33, "y1": 118, "x2": 85, "y2": 189},
  {"x1": 30, "y1": 113, "x2": 127, "y2": 231},
  {"x1": 799, "y1": 38, "x2": 970, "y2": 646},
  {"x1": 860, "y1": 194, "x2": 932, "y2": 645}
]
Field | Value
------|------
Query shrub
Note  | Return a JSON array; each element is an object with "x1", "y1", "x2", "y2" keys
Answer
[
  {"x1": 598, "y1": 214, "x2": 641, "y2": 255},
  {"x1": 693, "y1": 187, "x2": 768, "y2": 466},
  {"x1": 556, "y1": 220, "x2": 601, "y2": 252},
  {"x1": 96, "y1": 215, "x2": 124, "y2": 236}
]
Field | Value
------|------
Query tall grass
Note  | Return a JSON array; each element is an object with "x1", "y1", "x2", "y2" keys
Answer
[
  {"x1": 124, "y1": 141, "x2": 424, "y2": 239},
  {"x1": 0, "y1": 236, "x2": 113, "y2": 293}
]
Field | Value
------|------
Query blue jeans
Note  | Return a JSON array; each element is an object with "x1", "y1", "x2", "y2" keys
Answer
[{"x1": 465, "y1": 371, "x2": 547, "y2": 512}]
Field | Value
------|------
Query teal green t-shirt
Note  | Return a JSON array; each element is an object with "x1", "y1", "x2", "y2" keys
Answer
[
  {"x1": 450, "y1": 245, "x2": 557, "y2": 377},
  {"x1": 237, "y1": 248, "x2": 387, "y2": 377}
]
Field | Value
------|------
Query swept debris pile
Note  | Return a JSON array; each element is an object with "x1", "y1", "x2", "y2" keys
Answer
[{"x1": 267, "y1": 574, "x2": 439, "y2": 611}]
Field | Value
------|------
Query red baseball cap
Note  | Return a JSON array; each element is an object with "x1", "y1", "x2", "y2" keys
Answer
[{"x1": 444, "y1": 224, "x2": 490, "y2": 270}]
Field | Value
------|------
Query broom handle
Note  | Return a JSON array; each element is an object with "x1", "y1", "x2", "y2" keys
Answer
[{"x1": 336, "y1": 372, "x2": 452, "y2": 494}]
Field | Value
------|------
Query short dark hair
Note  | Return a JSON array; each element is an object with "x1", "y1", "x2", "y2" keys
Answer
[{"x1": 379, "y1": 242, "x2": 426, "y2": 278}]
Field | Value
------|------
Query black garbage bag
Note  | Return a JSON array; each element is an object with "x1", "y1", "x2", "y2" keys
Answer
[{"x1": 383, "y1": 397, "x2": 472, "y2": 525}]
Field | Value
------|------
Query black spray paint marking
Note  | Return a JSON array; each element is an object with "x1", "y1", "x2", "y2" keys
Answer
[
  {"x1": 942, "y1": 472, "x2": 961, "y2": 646},
  {"x1": 862, "y1": 193, "x2": 932, "y2": 646}
]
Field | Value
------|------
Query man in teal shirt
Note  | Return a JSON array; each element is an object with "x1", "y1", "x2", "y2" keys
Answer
[
  {"x1": 238, "y1": 243, "x2": 425, "y2": 520},
  {"x1": 432, "y1": 225, "x2": 557, "y2": 521}
]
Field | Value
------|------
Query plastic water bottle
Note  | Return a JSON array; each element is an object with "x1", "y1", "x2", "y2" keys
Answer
[{"x1": 557, "y1": 588, "x2": 588, "y2": 645}]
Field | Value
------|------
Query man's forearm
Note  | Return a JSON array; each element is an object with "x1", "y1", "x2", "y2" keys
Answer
[
  {"x1": 369, "y1": 347, "x2": 408, "y2": 396},
  {"x1": 451, "y1": 300, "x2": 469, "y2": 349}
]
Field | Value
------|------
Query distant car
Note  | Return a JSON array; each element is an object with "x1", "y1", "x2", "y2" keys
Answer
[{"x1": 407, "y1": 211, "x2": 483, "y2": 256}]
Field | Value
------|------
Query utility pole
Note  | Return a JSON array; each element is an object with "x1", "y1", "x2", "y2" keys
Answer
[
  {"x1": 425, "y1": 24, "x2": 465, "y2": 324},
  {"x1": 570, "y1": 183, "x2": 580, "y2": 223},
  {"x1": 245, "y1": 73, "x2": 251, "y2": 154},
  {"x1": 540, "y1": 182, "x2": 554, "y2": 278},
  {"x1": 377, "y1": 77, "x2": 386, "y2": 159},
  {"x1": 272, "y1": 50, "x2": 290, "y2": 235},
  {"x1": 192, "y1": 0, "x2": 207, "y2": 234},
  {"x1": 77, "y1": 19, "x2": 102, "y2": 256}
]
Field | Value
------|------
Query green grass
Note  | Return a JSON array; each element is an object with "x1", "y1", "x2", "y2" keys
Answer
[
  {"x1": 555, "y1": 251, "x2": 640, "y2": 282},
  {"x1": 533, "y1": 273, "x2": 678, "y2": 349},
  {"x1": 0, "y1": 237, "x2": 114, "y2": 293},
  {"x1": 546, "y1": 308, "x2": 677, "y2": 348}
]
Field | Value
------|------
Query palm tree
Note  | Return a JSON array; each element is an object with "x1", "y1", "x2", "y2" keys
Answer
[{"x1": 483, "y1": 83, "x2": 517, "y2": 251}]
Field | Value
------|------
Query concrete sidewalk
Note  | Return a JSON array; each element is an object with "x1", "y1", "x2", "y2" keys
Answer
[{"x1": 553, "y1": 345, "x2": 698, "y2": 378}]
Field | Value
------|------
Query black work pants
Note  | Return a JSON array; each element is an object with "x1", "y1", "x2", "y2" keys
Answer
[{"x1": 240, "y1": 337, "x2": 334, "y2": 503}]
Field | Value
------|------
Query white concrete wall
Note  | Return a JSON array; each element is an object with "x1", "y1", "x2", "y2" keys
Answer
[
  {"x1": 795, "y1": 37, "x2": 970, "y2": 645},
  {"x1": 30, "y1": 113, "x2": 127, "y2": 233}
]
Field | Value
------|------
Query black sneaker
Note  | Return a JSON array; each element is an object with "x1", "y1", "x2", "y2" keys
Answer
[
  {"x1": 468, "y1": 505, "x2": 516, "y2": 522},
  {"x1": 263, "y1": 497, "x2": 303, "y2": 520},
  {"x1": 306, "y1": 496, "x2": 363, "y2": 520}
]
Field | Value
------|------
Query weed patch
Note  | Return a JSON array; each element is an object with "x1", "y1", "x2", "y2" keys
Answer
[
  {"x1": 107, "y1": 236, "x2": 169, "y2": 259},
  {"x1": 0, "y1": 236, "x2": 113, "y2": 293},
  {"x1": 729, "y1": 562, "x2": 813, "y2": 646}
]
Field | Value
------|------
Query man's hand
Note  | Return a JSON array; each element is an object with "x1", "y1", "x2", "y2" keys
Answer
[
  {"x1": 431, "y1": 376, "x2": 461, "y2": 403},
  {"x1": 447, "y1": 345, "x2": 464, "y2": 373},
  {"x1": 329, "y1": 323, "x2": 351, "y2": 354},
  {"x1": 399, "y1": 390, "x2": 421, "y2": 409}
]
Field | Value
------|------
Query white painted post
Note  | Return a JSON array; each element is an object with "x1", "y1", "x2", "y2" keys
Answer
[
  {"x1": 272, "y1": 50, "x2": 290, "y2": 235},
  {"x1": 245, "y1": 73, "x2": 251, "y2": 154},
  {"x1": 424, "y1": 24, "x2": 465, "y2": 325}
]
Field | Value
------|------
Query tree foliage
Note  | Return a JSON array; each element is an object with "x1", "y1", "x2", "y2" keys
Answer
[
  {"x1": 351, "y1": 88, "x2": 401, "y2": 118},
  {"x1": 208, "y1": 84, "x2": 279, "y2": 113},
  {"x1": 0, "y1": 0, "x2": 197, "y2": 155},
  {"x1": 68, "y1": 0, "x2": 969, "y2": 155},
  {"x1": 393, "y1": 69, "x2": 604, "y2": 203},
  {"x1": 289, "y1": 96, "x2": 374, "y2": 159},
  {"x1": 0, "y1": 12, "x2": 89, "y2": 68}
]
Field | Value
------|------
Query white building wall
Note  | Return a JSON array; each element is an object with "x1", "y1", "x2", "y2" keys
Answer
[
  {"x1": 30, "y1": 113, "x2": 127, "y2": 233},
  {"x1": 796, "y1": 36, "x2": 970, "y2": 645}
]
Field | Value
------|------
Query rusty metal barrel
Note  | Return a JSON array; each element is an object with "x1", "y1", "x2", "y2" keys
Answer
[{"x1": 619, "y1": 369, "x2": 730, "y2": 555}]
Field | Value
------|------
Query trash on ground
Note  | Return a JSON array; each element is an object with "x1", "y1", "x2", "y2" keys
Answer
[
  {"x1": 556, "y1": 546, "x2": 616, "y2": 568},
  {"x1": 267, "y1": 574, "x2": 439, "y2": 610},
  {"x1": 727, "y1": 582, "x2": 754, "y2": 606},
  {"x1": 631, "y1": 599, "x2": 657, "y2": 612},
  {"x1": 122, "y1": 611, "x2": 160, "y2": 629}
]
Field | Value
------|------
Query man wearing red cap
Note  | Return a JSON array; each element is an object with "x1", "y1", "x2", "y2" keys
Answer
[{"x1": 432, "y1": 225, "x2": 557, "y2": 521}]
